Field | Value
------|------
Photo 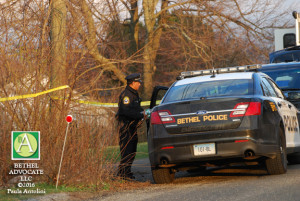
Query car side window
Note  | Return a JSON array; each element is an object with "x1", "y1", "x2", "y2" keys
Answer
[
  {"x1": 261, "y1": 82, "x2": 271, "y2": 97},
  {"x1": 261, "y1": 78, "x2": 278, "y2": 97},
  {"x1": 267, "y1": 78, "x2": 285, "y2": 99}
]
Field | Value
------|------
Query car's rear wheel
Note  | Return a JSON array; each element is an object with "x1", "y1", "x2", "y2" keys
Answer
[
  {"x1": 288, "y1": 153, "x2": 300, "y2": 164},
  {"x1": 265, "y1": 128, "x2": 287, "y2": 175},
  {"x1": 152, "y1": 168, "x2": 175, "y2": 184}
]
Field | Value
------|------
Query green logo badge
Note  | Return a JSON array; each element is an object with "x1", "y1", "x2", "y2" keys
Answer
[{"x1": 12, "y1": 131, "x2": 40, "y2": 160}]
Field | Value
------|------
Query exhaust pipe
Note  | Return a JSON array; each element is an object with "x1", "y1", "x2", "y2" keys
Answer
[
  {"x1": 159, "y1": 158, "x2": 176, "y2": 167},
  {"x1": 161, "y1": 159, "x2": 168, "y2": 165},
  {"x1": 244, "y1": 150, "x2": 255, "y2": 157}
]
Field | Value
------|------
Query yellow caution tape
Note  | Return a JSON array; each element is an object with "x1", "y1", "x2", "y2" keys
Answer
[
  {"x1": 70, "y1": 100, "x2": 160, "y2": 107},
  {"x1": 72, "y1": 99, "x2": 119, "y2": 107},
  {"x1": 141, "y1": 101, "x2": 151, "y2": 107},
  {"x1": 141, "y1": 100, "x2": 161, "y2": 106},
  {"x1": 0, "y1": 85, "x2": 161, "y2": 107},
  {"x1": 0, "y1": 85, "x2": 70, "y2": 102}
]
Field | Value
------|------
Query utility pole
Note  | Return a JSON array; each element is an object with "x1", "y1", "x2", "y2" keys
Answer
[{"x1": 292, "y1": 11, "x2": 300, "y2": 46}]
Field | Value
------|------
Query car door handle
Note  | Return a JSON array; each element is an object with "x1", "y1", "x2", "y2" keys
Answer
[{"x1": 278, "y1": 103, "x2": 282, "y2": 107}]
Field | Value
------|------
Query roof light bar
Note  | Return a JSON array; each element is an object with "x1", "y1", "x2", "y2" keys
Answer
[{"x1": 179, "y1": 64, "x2": 261, "y2": 79}]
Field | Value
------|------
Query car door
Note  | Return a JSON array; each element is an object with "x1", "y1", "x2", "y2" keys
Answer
[
  {"x1": 150, "y1": 86, "x2": 169, "y2": 109},
  {"x1": 147, "y1": 86, "x2": 169, "y2": 131},
  {"x1": 262, "y1": 77, "x2": 300, "y2": 148},
  {"x1": 267, "y1": 78, "x2": 300, "y2": 148}
]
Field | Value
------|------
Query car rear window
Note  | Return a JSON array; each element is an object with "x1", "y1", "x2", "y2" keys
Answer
[{"x1": 163, "y1": 79, "x2": 253, "y2": 103}]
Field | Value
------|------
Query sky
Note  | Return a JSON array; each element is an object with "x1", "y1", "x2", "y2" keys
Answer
[{"x1": 283, "y1": 0, "x2": 300, "y2": 18}]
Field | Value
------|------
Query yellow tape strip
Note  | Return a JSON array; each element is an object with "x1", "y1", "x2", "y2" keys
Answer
[
  {"x1": 0, "y1": 85, "x2": 70, "y2": 102},
  {"x1": 73, "y1": 99, "x2": 119, "y2": 107},
  {"x1": 70, "y1": 100, "x2": 160, "y2": 107},
  {"x1": 141, "y1": 101, "x2": 151, "y2": 107},
  {"x1": 0, "y1": 84, "x2": 161, "y2": 107}
]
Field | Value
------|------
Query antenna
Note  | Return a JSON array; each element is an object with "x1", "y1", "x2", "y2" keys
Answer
[{"x1": 211, "y1": 67, "x2": 216, "y2": 78}]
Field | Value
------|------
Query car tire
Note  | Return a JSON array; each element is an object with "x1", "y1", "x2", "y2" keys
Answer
[
  {"x1": 152, "y1": 168, "x2": 175, "y2": 184},
  {"x1": 288, "y1": 153, "x2": 300, "y2": 164},
  {"x1": 265, "y1": 128, "x2": 287, "y2": 175}
]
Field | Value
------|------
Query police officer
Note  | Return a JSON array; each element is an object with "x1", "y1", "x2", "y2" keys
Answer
[{"x1": 116, "y1": 73, "x2": 145, "y2": 179}]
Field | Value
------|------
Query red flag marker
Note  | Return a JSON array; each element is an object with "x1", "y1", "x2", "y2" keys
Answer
[{"x1": 66, "y1": 115, "x2": 73, "y2": 123}]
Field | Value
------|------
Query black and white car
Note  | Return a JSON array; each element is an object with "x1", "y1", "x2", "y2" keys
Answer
[{"x1": 148, "y1": 65, "x2": 300, "y2": 184}]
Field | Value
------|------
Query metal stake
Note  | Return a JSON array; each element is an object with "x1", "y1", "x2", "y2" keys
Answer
[{"x1": 56, "y1": 122, "x2": 70, "y2": 190}]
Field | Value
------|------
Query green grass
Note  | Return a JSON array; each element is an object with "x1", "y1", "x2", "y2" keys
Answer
[
  {"x1": 103, "y1": 142, "x2": 148, "y2": 162},
  {"x1": 0, "y1": 183, "x2": 85, "y2": 201}
]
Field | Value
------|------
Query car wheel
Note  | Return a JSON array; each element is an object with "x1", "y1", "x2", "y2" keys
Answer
[
  {"x1": 265, "y1": 128, "x2": 287, "y2": 175},
  {"x1": 288, "y1": 153, "x2": 300, "y2": 164},
  {"x1": 152, "y1": 168, "x2": 175, "y2": 184}
]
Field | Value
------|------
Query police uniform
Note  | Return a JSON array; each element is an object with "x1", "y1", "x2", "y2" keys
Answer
[{"x1": 116, "y1": 73, "x2": 144, "y2": 179}]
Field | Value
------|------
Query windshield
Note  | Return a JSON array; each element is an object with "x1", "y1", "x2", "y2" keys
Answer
[
  {"x1": 261, "y1": 68, "x2": 300, "y2": 90},
  {"x1": 272, "y1": 52, "x2": 300, "y2": 63},
  {"x1": 163, "y1": 79, "x2": 253, "y2": 103}
]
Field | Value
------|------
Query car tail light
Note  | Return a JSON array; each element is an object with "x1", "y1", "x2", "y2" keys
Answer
[
  {"x1": 161, "y1": 146, "x2": 174, "y2": 150},
  {"x1": 151, "y1": 110, "x2": 175, "y2": 125},
  {"x1": 230, "y1": 102, "x2": 261, "y2": 117},
  {"x1": 245, "y1": 102, "x2": 261, "y2": 116},
  {"x1": 151, "y1": 111, "x2": 162, "y2": 124},
  {"x1": 235, "y1": 139, "x2": 250, "y2": 143}
]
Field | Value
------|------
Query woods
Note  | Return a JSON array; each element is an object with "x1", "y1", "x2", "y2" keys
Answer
[
  {"x1": 0, "y1": 0, "x2": 294, "y2": 187},
  {"x1": 1, "y1": 0, "x2": 289, "y2": 98}
]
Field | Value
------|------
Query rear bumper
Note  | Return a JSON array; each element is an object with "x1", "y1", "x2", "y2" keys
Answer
[{"x1": 148, "y1": 129, "x2": 278, "y2": 167}]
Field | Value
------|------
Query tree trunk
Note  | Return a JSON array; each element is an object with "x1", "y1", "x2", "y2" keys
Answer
[
  {"x1": 49, "y1": 0, "x2": 67, "y2": 124},
  {"x1": 143, "y1": 42, "x2": 154, "y2": 99},
  {"x1": 142, "y1": 0, "x2": 167, "y2": 99},
  {"x1": 50, "y1": 0, "x2": 67, "y2": 87},
  {"x1": 129, "y1": 0, "x2": 139, "y2": 53}
]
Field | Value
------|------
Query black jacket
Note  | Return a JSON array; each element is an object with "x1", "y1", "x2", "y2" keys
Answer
[{"x1": 116, "y1": 86, "x2": 144, "y2": 122}]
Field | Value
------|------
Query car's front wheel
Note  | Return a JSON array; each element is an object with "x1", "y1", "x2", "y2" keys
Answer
[
  {"x1": 265, "y1": 128, "x2": 287, "y2": 175},
  {"x1": 152, "y1": 168, "x2": 175, "y2": 184}
]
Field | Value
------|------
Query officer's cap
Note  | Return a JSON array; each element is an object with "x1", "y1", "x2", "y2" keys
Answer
[{"x1": 125, "y1": 73, "x2": 142, "y2": 83}]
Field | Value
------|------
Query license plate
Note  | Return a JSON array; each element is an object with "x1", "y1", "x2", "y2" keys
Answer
[{"x1": 193, "y1": 143, "x2": 216, "y2": 156}]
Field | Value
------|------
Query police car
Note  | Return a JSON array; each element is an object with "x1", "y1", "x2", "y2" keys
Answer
[{"x1": 148, "y1": 65, "x2": 300, "y2": 184}]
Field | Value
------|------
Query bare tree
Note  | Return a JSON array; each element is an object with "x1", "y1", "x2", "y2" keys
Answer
[
  {"x1": 120, "y1": 0, "x2": 140, "y2": 55},
  {"x1": 142, "y1": 0, "x2": 167, "y2": 99},
  {"x1": 68, "y1": 0, "x2": 127, "y2": 88},
  {"x1": 139, "y1": 0, "x2": 292, "y2": 97}
]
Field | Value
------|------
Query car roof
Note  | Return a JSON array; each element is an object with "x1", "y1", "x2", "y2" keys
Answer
[{"x1": 174, "y1": 72, "x2": 254, "y2": 86}]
